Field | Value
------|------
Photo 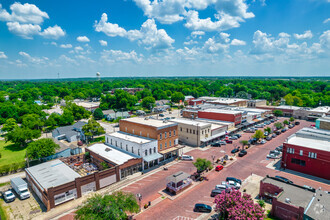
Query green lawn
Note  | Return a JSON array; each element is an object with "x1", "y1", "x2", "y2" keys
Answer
[{"x1": 0, "y1": 140, "x2": 26, "y2": 166}]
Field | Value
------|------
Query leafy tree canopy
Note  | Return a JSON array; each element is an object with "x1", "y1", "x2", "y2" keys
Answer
[
  {"x1": 193, "y1": 158, "x2": 213, "y2": 173},
  {"x1": 27, "y1": 138, "x2": 60, "y2": 160}
]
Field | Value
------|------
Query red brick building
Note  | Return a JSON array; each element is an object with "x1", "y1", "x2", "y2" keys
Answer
[
  {"x1": 259, "y1": 176, "x2": 329, "y2": 220},
  {"x1": 188, "y1": 99, "x2": 204, "y2": 106},
  {"x1": 197, "y1": 109, "x2": 243, "y2": 125},
  {"x1": 119, "y1": 117, "x2": 181, "y2": 160},
  {"x1": 281, "y1": 128, "x2": 330, "y2": 180}
]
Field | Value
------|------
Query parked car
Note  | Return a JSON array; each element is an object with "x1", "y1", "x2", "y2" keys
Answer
[
  {"x1": 288, "y1": 124, "x2": 294, "y2": 128},
  {"x1": 267, "y1": 154, "x2": 279, "y2": 159},
  {"x1": 11, "y1": 177, "x2": 30, "y2": 200},
  {"x1": 215, "y1": 165, "x2": 224, "y2": 171},
  {"x1": 234, "y1": 134, "x2": 241, "y2": 138},
  {"x1": 275, "y1": 176, "x2": 293, "y2": 184},
  {"x1": 211, "y1": 189, "x2": 224, "y2": 197},
  {"x1": 270, "y1": 119, "x2": 275, "y2": 123},
  {"x1": 275, "y1": 130, "x2": 281, "y2": 135},
  {"x1": 260, "y1": 139, "x2": 267, "y2": 144},
  {"x1": 194, "y1": 203, "x2": 212, "y2": 213},
  {"x1": 303, "y1": 185, "x2": 315, "y2": 191},
  {"x1": 266, "y1": 136, "x2": 272, "y2": 141},
  {"x1": 270, "y1": 150, "x2": 281, "y2": 155},
  {"x1": 215, "y1": 184, "x2": 228, "y2": 190},
  {"x1": 295, "y1": 121, "x2": 300, "y2": 125},
  {"x1": 2, "y1": 189, "x2": 15, "y2": 203},
  {"x1": 219, "y1": 141, "x2": 227, "y2": 145},
  {"x1": 181, "y1": 155, "x2": 194, "y2": 161},
  {"x1": 264, "y1": 131, "x2": 269, "y2": 136},
  {"x1": 226, "y1": 177, "x2": 242, "y2": 184},
  {"x1": 159, "y1": 113, "x2": 164, "y2": 117},
  {"x1": 272, "y1": 133, "x2": 277, "y2": 138},
  {"x1": 231, "y1": 148, "x2": 239, "y2": 154},
  {"x1": 255, "y1": 124, "x2": 264, "y2": 128},
  {"x1": 222, "y1": 180, "x2": 241, "y2": 189},
  {"x1": 238, "y1": 150, "x2": 247, "y2": 157},
  {"x1": 225, "y1": 140, "x2": 233, "y2": 144},
  {"x1": 230, "y1": 136, "x2": 238, "y2": 140},
  {"x1": 281, "y1": 128, "x2": 286, "y2": 133},
  {"x1": 249, "y1": 138, "x2": 257, "y2": 145},
  {"x1": 211, "y1": 142, "x2": 221, "y2": 147},
  {"x1": 276, "y1": 145, "x2": 283, "y2": 152}
]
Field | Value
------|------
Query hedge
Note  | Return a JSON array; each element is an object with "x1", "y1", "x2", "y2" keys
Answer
[{"x1": 0, "y1": 161, "x2": 26, "y2": 175}]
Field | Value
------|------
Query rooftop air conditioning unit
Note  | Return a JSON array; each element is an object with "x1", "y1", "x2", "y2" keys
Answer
[
  {"x1": 105, "y1": 148, "x2": 111, "y2": 152},
  {"x1": 285, "y1": 198, "x2": 291, "y2": 203}
]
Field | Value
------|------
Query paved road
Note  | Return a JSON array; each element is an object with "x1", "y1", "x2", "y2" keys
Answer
[{"x1": 121, "y1": 119, "x2": 330, "y2": 220}]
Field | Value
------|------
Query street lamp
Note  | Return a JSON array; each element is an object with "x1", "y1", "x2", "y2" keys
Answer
[{"x1": 136, "y1": 193, "x2": 142, "y2": 212}]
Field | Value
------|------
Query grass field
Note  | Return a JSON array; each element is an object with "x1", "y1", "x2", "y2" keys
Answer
[{"x1": 0, "y1": 141, "x2": 26, "y2": 166}]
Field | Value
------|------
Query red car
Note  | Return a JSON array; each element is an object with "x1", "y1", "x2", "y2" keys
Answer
[
  {"x1": 225, "y1": 139, "x2": 233, "y2": 144},
  {"x1": 215, "y1": 165, "x2": 224, "y2": 171}
]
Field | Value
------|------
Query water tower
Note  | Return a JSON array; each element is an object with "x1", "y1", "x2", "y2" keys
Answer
[{"x1": 96, "y1": 72, "x2": 101, "y2": 81}]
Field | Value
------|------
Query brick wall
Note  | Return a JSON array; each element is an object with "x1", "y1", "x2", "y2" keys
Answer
[
  {"x1": 319, "y1": 120, "x2": 330, "y2": 130},
  {"x1": 198, "y1": 111, "x2": 242, "y2": 125},
  {"x1": 182, "y1": 110, "x2": 198, "y2": 119},
  {"x1": 271, "y1": 197, "x2": 304, "y2": 220}
]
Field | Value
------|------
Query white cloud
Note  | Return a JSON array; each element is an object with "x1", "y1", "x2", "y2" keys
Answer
[
  {"x1": 132, "y1": 0, "x2": 186, "y2": 24},
  {"x1": 74, "y1": 46, "x2": 84, "y2": 51},
  {"x1": 0, "y1": 51, "x2": 7, "y2": 59},
  {"x1": 0, "y1": 2, "x2": 49, "y2": 24},
  {"x1": 320, "y1": 30, "x2": 330, "y2": 50},
  {"x1": 94, "y1": 13, "x2": 127, "y2": 37},
  {"x1": 77, "y1": 36, "x2": 90, "y2": 42},
  {"x1": 184, "y1": 39, "x2": 198, "y2": 45},
  {"x1": 219, "y1": 32, "x2": 230, "y2": 43},
  {"x1": 19, "y1": 51, "x2": 48, "y2": 64},
  {"x1": 231, "y1": 39, "x2": 246, "y2": 46},
  {"x1": 6, "y1": 22, "x2": 41, "y2": 39},
  {"x1": 191, "y1": 31, "x2": 205, "y2": 37},
  {"x1": 294, "y1": 30, "x2": 313, "y2": 40},
  {"x1": 213, "y1": 0, "x2": 255, "y2": 19},
  {"x1": 40, "y1": 25, "x2": 65, "y2": 39},
  {"x1": 94, "y1": 13, "x2": 174, "y2": 50},
  {"x1": 279, "y1": 32, "x2": 290, "y2": 38},
  {"x1": 99, "y1": 40, "x2": 108, "y2": 46},
  {"x1": 203, "y1": 37, "x2": 228, "y2": 53},
  {"x1": 60, "y1": 44, "x2": 72, "y2": 48},
  {"x1": 323, "y1": 18, "x2": 330, "y2": 24},
  {"x1": 101, "y1": 49, "x2": 144, "y2": 63}
]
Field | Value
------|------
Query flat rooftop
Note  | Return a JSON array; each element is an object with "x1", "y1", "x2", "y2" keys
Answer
[
  {"x1": 107, "y1": 131, "x2": 156, "y2": 144},
  {"x1": 199, "y1": 108, "x2": 243, "y2": 115},
  {"x1": 286, "y1": 128, "x2": 330, "y2": 151},
  {"x1": 262, "y1": 177, "x2": 314, "y2": 208},
  {"x1": 26, "y1": 159, "x2": 80, "y2": 190},
  {"x1": 211, "y1": 124, "x2": 223, "y2": 130},
  {"x1": 275, "y1": 105, "x2": 301, "y2": 110},
  {"x1": 170, "y1": 118, "x2": 210, "y2": 127},
  {"x1": 195, "y1": 118, "x2": 234, "y2": 126},
  {"x1": 75, "y1": 101, "x2": 100, "y2": 108},
  {"x1": 317, "y1": 117, "x2": 330, "y2": 122},
  {"x1": 309, "y1": 106, "x2": 330, "y2": 113},
  {"x1": 88, "y1": 143, "x2": 137, "y2": 165},
  {"x1": 207, "y1": 98, "x2": 247, "y2": 104},
  {"x1": 121, "y1": 117, "x2": 177, "y2": 129}
]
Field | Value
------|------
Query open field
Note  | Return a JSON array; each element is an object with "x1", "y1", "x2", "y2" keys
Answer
[{"x1": 0, "y1": 141, "x2": 26, "y2": 167}]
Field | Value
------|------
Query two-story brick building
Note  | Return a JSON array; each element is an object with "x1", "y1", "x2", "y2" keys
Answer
[
  {"x1": 281, "y1": 127, "x2": 330, "y2": 180},
  {"x1": 119, "y1": 117, "x2": 181, "y2": 161},
  {"x1": 197, "y1": 109, "x2": 243, "y2": 125}
]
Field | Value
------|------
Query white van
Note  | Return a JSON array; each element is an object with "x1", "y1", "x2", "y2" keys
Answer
[{"x1": 181, "y1": 155, "x2": 194, "y2": 161}]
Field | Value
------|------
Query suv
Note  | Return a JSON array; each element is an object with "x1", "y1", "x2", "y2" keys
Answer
[
  {"x1": 226, "y1": 177, "x2": 242, "y2": 184},
  {"x1": 211, "y1": 189, "x2": 224, "y2": 197},
  {"x1": 234, "y1": 134, "x2": 241, "y2": 138},
  {"x1": 238, "y1": 150, "x2": 247, "y2": 157},
  {"x1": 231, "y1": 148, "x2": 239, "y2": 154},
  {"x1": 275, "y1": 176, "x2": 293, "y2": 184},
  {"x1": 295, "y1": 121, "x2": 300, "y2": 125},
  {"x1": 194, "y1": 204, "x2": 212, "y2": 213},
  {"x1": 219, "y1": 141, "x2": 227, "y2": 145},
  {"x1": 211, "y1": 142, "x2": 221, "y2": 147},
  {"x1": 159, "y1": 114, "x2": 164, "y2": 117},
  {"x1": 3, "y1": 189, "x2": 15, "y2": 203}
]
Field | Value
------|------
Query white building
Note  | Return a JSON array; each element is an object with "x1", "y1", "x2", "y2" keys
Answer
[{"x1": 105, "y1": 131, "x2": 162, "y2": 170}]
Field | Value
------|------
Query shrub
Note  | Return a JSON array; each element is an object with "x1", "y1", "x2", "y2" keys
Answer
[{"x1": 257, "y1": 199, "x2": 266, "y2": 208}]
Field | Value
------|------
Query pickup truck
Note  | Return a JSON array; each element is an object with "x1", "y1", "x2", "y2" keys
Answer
[{"x1": 11, "y1": 177, "x2": 30, "y2": 200}]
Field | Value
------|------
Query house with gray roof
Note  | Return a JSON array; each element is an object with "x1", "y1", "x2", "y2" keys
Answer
[{"x1": 52, "y1": 121, "x2": 87, "y2": 142}]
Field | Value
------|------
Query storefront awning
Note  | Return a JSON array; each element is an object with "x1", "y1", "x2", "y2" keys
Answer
[
  {"x1": 159, "y1": 147, "x2": 179, "y2": 155},
  {"x1": 201, "y1": 131, "x2": 226, "y2": 142},
  {"x1": 143, "y1": 153, "x2": 163, "y2": 163}
]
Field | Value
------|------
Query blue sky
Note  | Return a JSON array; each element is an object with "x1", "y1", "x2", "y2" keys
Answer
[{"x1": 0, "y1": 0, "x2": 329, "y2": 79}]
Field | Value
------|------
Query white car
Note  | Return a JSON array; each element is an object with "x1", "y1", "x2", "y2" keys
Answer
[
  {"x1": 181, "y1": 155, "x2": 194, "y2": 161},
  {"x1": 260, "y1": 139, "x2": 267, "y2": 144},
  {"x1": 215, "y1": 184, "x2": 227, "y2": 190},
  {"x1": 3, "y1": 189, "x2": 15, "y2": 203},
  {"x1": 221, "y1": 181, "x2": 241, "y2": 189},
  {"x1": 267, "y1": 154, "x2": 279, "y2": 159}
]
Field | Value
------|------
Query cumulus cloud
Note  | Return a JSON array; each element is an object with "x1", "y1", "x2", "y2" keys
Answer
[
  {"x1": 320, "y1": 30, "x2": 330, "y2": 50},
  {"x1": 219, "y1": 32, "x2": 230, "y2": 43},
  {"x1": 60, "y1": 44, "x2": 72, "y2": 48},
  {"x1": 101, "y1": 49, "x2": 144, "y2": 63},
  {"x1": 94, "y1": 13, "x2": 174, "y2": 50},
  {"x1": 324, "y1": 18, "x2": 330, "y2": 24},
  {"x1": 294, "y1": 30, "x2": 313, "y2": 40},
  {"x1": 203, "y1": 37, "x2": 228, "y2": 53},
  {"x1": 99, "y1": 40, "x2": 108, "y2": 46},
  {"x1": 40, "y1": 25, "x2": 65, "y2": 39},
  {"x1": 0, "y1": 3, "x2": 65, "y2": 39},
  {"x1": 19, "y1": 51, "x2": 48, "y2": 64},
  {"x1": 0, "y1": 51, "x2": 7, "y2": 59},
  {"x1": 77, "y1": 36, "x2": 90, "y2": 42},
  {"x1": 231, "y1": 39, "x2": 246, "y2": 45},
  {"x1": 191, "y1": 30, "x2": 205, "y2": 37},
  {"x1": 184, "y1": 39, "x2": 198, "y2": 45}
]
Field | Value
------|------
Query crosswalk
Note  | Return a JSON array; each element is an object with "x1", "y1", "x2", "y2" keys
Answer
[{"x1": 173, "y1": 216, "x2": 195, "y2": 220}]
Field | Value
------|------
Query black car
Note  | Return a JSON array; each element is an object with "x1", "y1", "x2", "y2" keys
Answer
[
  {"x1": 295, "y1": 121, "x2": 300, "y2": 125},
  {"x1": 211, "y1": 189, "x2": 224, "y2": 197},
  {"x1": 281, "y1": 128, "x2": 286, "y2": 133},
  {"x1": 211, "y1": 142, "x2": 221, "y2": 147},
  {"x1": 275, "y1": 130, "x2": 281, "y2": 135},
  {"x1": 194, "y1": 203, "x2": 212, "y2": 213},
  {"x1": 238, "y1": 150, "x2": 247, "y2": 157},
  {"x1": 276, "y1": 145, "x2": 283, "y2": 152},
  {"x1": 231, "y1": 148, "x2": 239, "y2": 154},
  {"x1": 266, "y1": 136, "x2": 272, "y2": 141},
  {"x1": 275, "y1": 175, "x2": 293, "y2": 184},
  {"x1": 234, "y1": 134, "x2": 241, "y2": 138},
  {"x1": 248, "y1": 138, "x2": 257, "y2": 145},
  {"x1": 226, "y1": 177, "x2": 242, "y2": 184}
]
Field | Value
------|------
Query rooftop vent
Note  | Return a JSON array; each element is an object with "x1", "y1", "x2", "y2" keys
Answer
[
  {"x1": 105, "y1": 148, "x2": 112, "y2": 152},
  {"x1": 285, "y1": 198, "x2": 291, "y2": 203}
]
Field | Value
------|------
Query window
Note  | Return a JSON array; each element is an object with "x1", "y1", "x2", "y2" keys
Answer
[
  {"x1": 202, "y1": 130, "x2": 204, "y2": 135},
  {"x1": 107, "y1": 137, "x2": 109, "y2": 143},
  {"x1": 169, "y1": 131, "x2": 172, "y2": 137},
  {"x1": 287, "y1": 148, "x2": 294, "y2": 154},
  {"x1": 111, "y1": 139, "x2": 113, "y2": 145},
  {"x1": 180, "y1": 127, "x2": 182, "y2": 132},
  {"x1": 147, "y1": 133, "x2": 149, "y2": 138},
  {"x1": 309, "y1": 152, "x2": 317, "y2": 159},
  {"x1": 186, "y1": 128, "x2": 188, "y2": 133},
  {"x1": 300, "y1": 150, "x2": 303, "y2": 156},
  {"x1": 120, "y1": 143, "x2": 122, "y2": 148},
  {"x1": 169, "y1": 141, "x2": 171, "y2": 146},
  {"x1": 165, "y1": 142, "x2": 167, "y2": 148},
  {"x1": 125, "y1": 127, "x2": 127, "y2": 132},
  {"x1": 154, "y1": 147, "x2": 156, "y2": 153},
  {"x1": 149, "y1": 148, "x2": 152, "y2": 154},
  {"x1": 133, "y1": 129, "x2": 135, "y2": 134},
  {"x1": 132, "y1": 147, "x2": 134, "y2": 154},
  {"x1": 165, "y1": 132, "x2": 167, "y2": 138},
  {"x1": 138, "y1": 149, "x2": 140, "y2": 156},
  {"x1": 160, "y1": 133, "x2": 162, "y2": 140},
  {"x1": 126, "y1": 145, "x2": 128, "y2": 151},
  {"x1": 173, "y1": 130, "x2": 176, "y2": 136},
  {"x1": 291, "y1": 158, "x2": 306, "y2": 166},
  {"x1": 193, "y1": 130, "x2": 195, "y2": 134},
  {"x1": 190, "y1": 129, "x2": 192, "y2": 133},
  {"x1": 115, "y1": 141, "x2": 117, "y2": 147},
  {"x1": 160, "y1": 143, "x2": 162, "y2": 150},
  {"x1": 208, "y1": 129, "x2": 210, "y2": 133},
  {"x1": 145, "y1": 150, "x2": 148, "y2": 156}
]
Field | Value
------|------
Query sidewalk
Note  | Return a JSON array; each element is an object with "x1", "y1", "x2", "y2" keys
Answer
[{"x1": 0, "y1": 171, "x2": 25, "y2": 184}]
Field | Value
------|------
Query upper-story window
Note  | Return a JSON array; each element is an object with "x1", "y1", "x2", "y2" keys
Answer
[
  {"x1": 165, "y1": 142, "x2": 167, "y2": 148},
  {"x1": 138, "y1": 149, "x2": 140, "y2": 156},
  {"x1": 287, "y1": 148, "x2": 294, "y2": 154},
  {"x1": 180, "y1": 127, "x2": 182, "y2": 132},
  {"x1": 169, "y1": 131, "x2": 172, "y2": 137},
  {"x1": 202, "y1": 130, "x2": 204, "y2": 135},
  {"x1": 169, "y1": 141, "x2": 171, "y2": 146},
  {"x1": 154, "y1": 147, "x2": 156, "y2": 153},
  {"x1": 111, "y1": 139, "x2": 113, "y2": 145},
  {"x1": 115, "y1": 141, "x2": 117, "y2": 147},
  {"x1": 107, "y1": 137, "x2": 109, "y2": 143},
  {"x1": 125, "y1": 127, "x2": 127, "y2": 132},
  {"x1": 186, "y1": 128, "x2": 188, "y2": 133},
  {"x1": 160, "y1": 143, "x2": 162, "y2": 150},
  {"x1": 308, "y1": 152, "x2": 317, "y2": 159},
  {"x1": 160, "y1": 133, "x2": 162, "y2": 140},
  {"x1": 193, "y1": 130, "x2": 195, "y2": 134},
  {"x1": 300, "y1": 150, "x2": 303, "y2": 156},
  {"x1": 126, "y1": 145, "x2": 128, "y2": 151},
  {"x1": 149, "y1": 148, "x2": 152, "y2": 154},
  {"x1": 173, "y1": 130, "x2": 176, "y2": 136},
  {"x1": 132, "y1": 147, "x2": 134, "y2": 154},
  {"x1": 145, "y1": 150, "x2": 148, "y2": 156},
  {"x1": 140, "y1": 131, "x2": 142, "y2": 136},
  {"x1": 165, "y1": 132, "x2": 167, "y2": 138}
]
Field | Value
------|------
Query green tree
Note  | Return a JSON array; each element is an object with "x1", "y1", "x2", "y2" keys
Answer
[
  {"x1": 93, "y1": 108, "x2": 104, "y2": 120},
  {"x1": 82, "y1": 117, "x2": 105, "y2": 143},
  {"x1": 283, "y1": 120, "x2": 289, "y2": 125},
  {"x1": 45, "y1": 113, "x2": 61, "y2": 130},
  {"x1": 274, "y1": 122, "x2": 283, "y2": 130},
  {"x1": 193, "y1": 158, "x2": 213, "y2": 173},
  {"x1": 141, "y1": 96, "x2": 155, "y2": 110},
  {"x1": 75, "y1": 191, "x2": 139, "y2": 220},
  {"x1": 26, "y1": 138, "x2": 60, "y2": 160},
  {"x1": 240, "y1": 140, "x2": 249, "y2": 147},
  {"x1": 171, "y1": 92, "x2": 185, "y2": 103},
  {"x1": 273, "y1": 110, "x2": 283, "y2": 117},
  {"x1": 253, "y1": 130, "x2": 265, "y2": 140},
  {"x1": 264, "y1": 127, "x2": 271, "y2": 134},
  {"x1": 1, "y1": 118, "x2": 18, "y2": 132},
  {"x1": 289, "y1": 117, "x2": 295, "y2": 122},
  {"x1": 5, "y1": 127, "x2": 41, "y2": 147},
  {"x1": 22, "y1": 114, "x2": 44, "y2": 130},
  {"x1": 59, "y1": 109, "x2": 74, "y2": 126}
]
